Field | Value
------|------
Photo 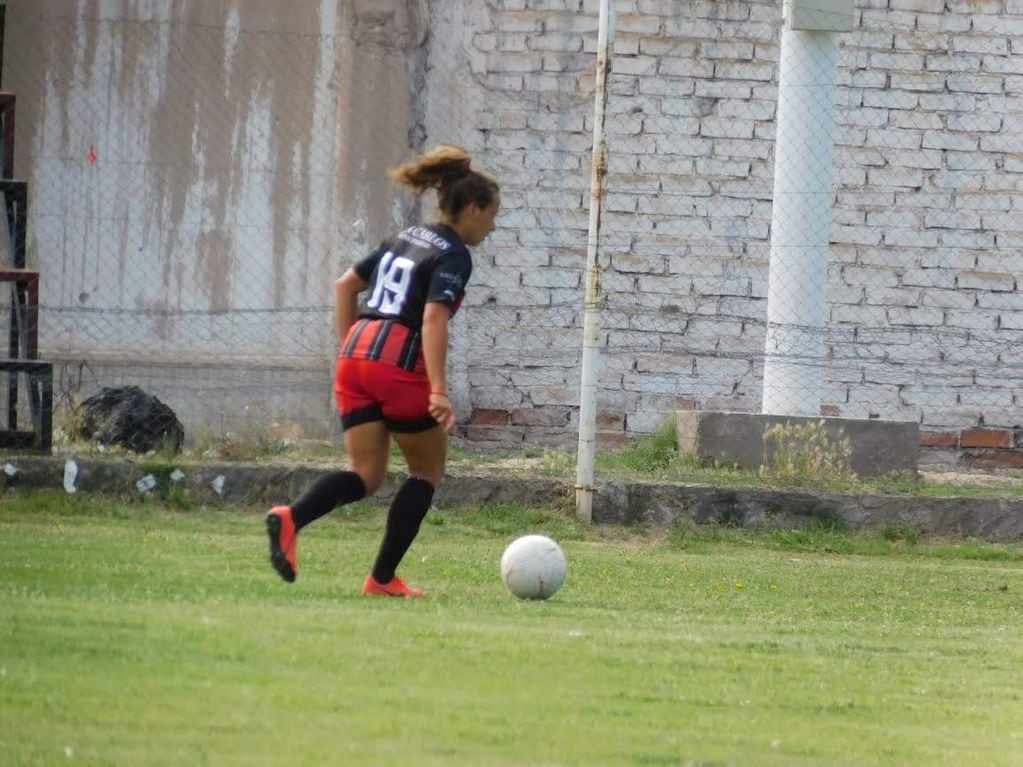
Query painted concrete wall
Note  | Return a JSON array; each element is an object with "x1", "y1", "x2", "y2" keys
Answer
[{"x1": 4, "y1": 0, "x2": 427, "y2": 437}]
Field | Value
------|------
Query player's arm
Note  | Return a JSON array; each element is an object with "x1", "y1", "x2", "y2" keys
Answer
[
  {"x1": 333, "y1": 268, "x2": 368, "y2": 346},
  {"x1": 422, "y1": 301, "x2": 455, "y2": 431}
]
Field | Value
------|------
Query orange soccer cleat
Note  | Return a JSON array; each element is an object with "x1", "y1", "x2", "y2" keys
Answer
[
  {"x1": 361, "y1": 573, "x2": 425, "y2": 598},
  {"x1": 266, "y1": 506, "x2": 297, "y2": 583}
]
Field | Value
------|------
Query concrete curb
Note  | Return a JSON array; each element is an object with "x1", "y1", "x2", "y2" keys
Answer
[
  {"x1": 593, "y1": 481, "x2": 1023, "y2": 541},
  {"x1": 3, "y1": 456, "x2": 1023, "y2": 541},
  {"x1": 0, "y1": 456, "x2": 572, "y2": 511}
]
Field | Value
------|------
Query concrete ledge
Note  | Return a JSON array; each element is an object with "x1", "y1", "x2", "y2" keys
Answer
[
  {"x1": 676, "y1": 410, "x2": 919, "y2": 478},
  {"x1": 592, "y1": 481, "x2": 1023, "y2": 540},
  {"x1": 3, "y1": 456, "x2": 1022, "y2": 541},
  {"x1": 0, "y1": 456, "x2": 571, "y2": 510}
]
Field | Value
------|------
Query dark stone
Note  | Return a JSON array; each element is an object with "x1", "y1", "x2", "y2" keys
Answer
[{"x1": 77, "y1": 386, "x2": 184, "y2": 454}]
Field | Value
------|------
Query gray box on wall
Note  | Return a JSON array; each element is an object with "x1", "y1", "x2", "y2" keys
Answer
[{"x1": 676, "y1": 411, "x2": 919, "y2": 478}]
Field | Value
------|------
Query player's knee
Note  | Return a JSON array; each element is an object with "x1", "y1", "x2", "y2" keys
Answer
[
  {"x1": 406, "y1": 466, "x2": 443, "y2": 487},
  {"x1": 352, "y1": 466, "x2": 385, "y2": 495},
  {"x1": 397, "y1": 455, "x2": 444, "y2": 486}
]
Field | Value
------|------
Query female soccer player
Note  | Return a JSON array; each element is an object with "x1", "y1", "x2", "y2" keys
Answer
[{"x1": 265, "y1": 145, "x2": 500, "y2": 597}]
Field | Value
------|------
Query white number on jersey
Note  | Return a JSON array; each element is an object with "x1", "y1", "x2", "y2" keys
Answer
[{"x1": 366, "y1": 251, "x2": 414, "y2": 315}]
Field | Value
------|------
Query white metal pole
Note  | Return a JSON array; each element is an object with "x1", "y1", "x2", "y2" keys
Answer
[
  {"x1": 761, "y1": 27, "x2": 840, "y2": 416},
  {"x1": 575, "y1": 0, "x2": 615, "y2": 522}
]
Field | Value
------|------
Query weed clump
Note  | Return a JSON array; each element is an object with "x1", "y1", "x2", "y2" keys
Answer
[{"x1": 761, "y1": 420, "x2": 855, "y2": 482}]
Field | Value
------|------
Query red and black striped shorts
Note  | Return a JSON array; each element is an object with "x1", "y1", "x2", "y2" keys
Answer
[{"x1": 334, "y1": 319, "x2": 438, "y2": 433}]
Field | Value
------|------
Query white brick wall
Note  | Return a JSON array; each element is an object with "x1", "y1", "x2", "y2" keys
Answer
[{"x1": 430, "y1": 0, "x2": 1023, "y2": 441}]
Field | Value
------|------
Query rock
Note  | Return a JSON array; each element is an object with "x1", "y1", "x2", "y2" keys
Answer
[{"x1": 77, "y1": 386, "x2": 184, "y2": 454}]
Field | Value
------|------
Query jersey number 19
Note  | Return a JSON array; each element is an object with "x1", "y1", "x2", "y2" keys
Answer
[{"x1": 367, "y1": 251, "x2": 414, "y2": 316}]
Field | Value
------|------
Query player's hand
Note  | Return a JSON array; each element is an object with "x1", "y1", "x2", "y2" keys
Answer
[{"x1": 428, "y1": 392, "x2": 456, "y2": 432}]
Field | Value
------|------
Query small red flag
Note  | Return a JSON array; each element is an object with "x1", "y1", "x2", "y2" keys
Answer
[{"x1": 87, "y1": 144, "x2": 98, "y2": 164}]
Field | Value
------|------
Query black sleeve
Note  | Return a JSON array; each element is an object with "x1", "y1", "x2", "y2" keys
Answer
[
  {"x1": 426, "y1": 250, "x2": 472, "y2": 306},
  {"x1": 353, "y1": 240, "x2": 389, "y2": 281}
]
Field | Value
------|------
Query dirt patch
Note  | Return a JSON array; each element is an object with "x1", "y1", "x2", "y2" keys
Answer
[{"x1": 919, "y1": 470, "x2": 1023, "y2": 488}]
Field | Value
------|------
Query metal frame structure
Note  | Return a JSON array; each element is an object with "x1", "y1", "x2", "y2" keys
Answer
[{"x1": 0, "y1": 3, "x2": 53, "y2": 451}]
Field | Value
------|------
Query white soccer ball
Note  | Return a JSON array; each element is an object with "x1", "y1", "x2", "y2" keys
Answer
[{"x1": 500, "y1": 534, "x2": 567, "y2": 600}]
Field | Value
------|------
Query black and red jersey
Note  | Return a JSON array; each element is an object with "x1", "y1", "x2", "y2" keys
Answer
[
  {"x1": 342, "y1": 224, "x2": 472, "y2": 371},
  {"x1": 354, "y1": 224, "x2": 472, "y2": 327}
]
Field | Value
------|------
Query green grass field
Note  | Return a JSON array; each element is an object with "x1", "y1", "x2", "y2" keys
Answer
[{"x1": 2, "y1": 489, "x2": 1022, "y2": 766}]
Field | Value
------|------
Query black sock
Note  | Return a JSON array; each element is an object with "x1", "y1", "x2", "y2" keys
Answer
[
  {"x1": 290, "y1": 471, "x2": 367, "y2": 531},
  {"x1": 371, "y1": 476, "x2": 434, "y2": 584}
]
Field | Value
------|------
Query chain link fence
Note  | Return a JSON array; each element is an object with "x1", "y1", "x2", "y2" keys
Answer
[
  {"x1": 3, "y1": 0, "x2": 1022, "y2": 474},
  {"x1": 598, "y1": 0, "x2": 1022, "y2": 431}
]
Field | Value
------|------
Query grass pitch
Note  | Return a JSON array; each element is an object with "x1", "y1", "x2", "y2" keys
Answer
[{"x1": 2, "y1": 489, "x2": 1022, "y2": 766}]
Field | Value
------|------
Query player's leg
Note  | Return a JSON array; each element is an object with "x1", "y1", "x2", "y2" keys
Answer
[
  {"x1": 362, "y1": 425, "x2": 446, "y2": 597},
  {"x1": 362, "y1": 364, "x2": 446, "y2": 597},
  {"x1": 267, "y1": 420, "x2": 389, "y2": 583},
  {"x1": 266, "y1": 358, "x2": 387, "y2": 583},
  {"x1": 393, "y1": 425, "x2": 447, "y2": 488}
]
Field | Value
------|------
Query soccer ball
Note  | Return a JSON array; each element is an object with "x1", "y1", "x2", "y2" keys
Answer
[{"x1": 500, "y1": 534, "x2": 567, "y2": 600}]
